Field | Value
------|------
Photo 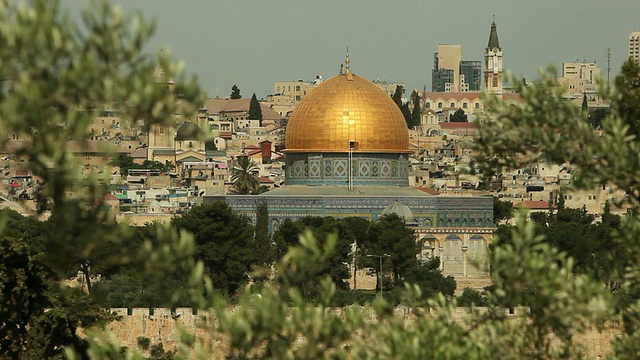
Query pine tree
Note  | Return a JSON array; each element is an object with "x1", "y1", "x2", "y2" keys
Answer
[
  {"x1": 230, "y1": 84, "x2": 241, "y2": 99},
  {"x1": 248, "y1": 93, "x2": 263, "y2": 123}
]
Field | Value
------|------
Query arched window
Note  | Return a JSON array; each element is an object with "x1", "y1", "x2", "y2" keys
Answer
[
  {"x1": 438, "y1": 102, "x2": 443, "y2": 109},
  {"x1": 425, "y1": 102, "x2": 430, "y2": 108},
  {"x1": 295, "y1": 85, "x2": 300, "y2": 91},
  {"x1": 475, "y1": 103, "x2": 480, "y2": 109}
]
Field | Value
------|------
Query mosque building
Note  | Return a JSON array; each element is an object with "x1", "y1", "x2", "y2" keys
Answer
[{"x1": 210, "y1": 52, "x2": 495, "y2": 277}]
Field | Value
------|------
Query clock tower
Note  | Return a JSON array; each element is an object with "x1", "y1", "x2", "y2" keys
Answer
[{"x1": 484, "y1": 20, "x2": 503, "y2": 94}]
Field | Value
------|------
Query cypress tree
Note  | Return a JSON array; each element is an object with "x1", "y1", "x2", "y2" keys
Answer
[{"x1": 248, "y1": 93, "x2": 263, "y2": 123}]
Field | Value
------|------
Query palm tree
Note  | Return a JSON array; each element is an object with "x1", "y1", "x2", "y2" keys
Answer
[{"x1": 231, "y1": 156, "x2": 259, "y2": 194}]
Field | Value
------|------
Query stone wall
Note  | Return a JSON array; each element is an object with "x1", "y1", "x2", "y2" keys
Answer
[{"x1": 103, "y1": 307, "x2": 621, "y2": 357}]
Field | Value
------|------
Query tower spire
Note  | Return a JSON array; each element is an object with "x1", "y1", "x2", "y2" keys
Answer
[
  {"x1": 345, "y1": 46, "x2": 353, "y2": 80},
  {"x1": 487, "y1": 19, "x2": 500, "y2": 50}
]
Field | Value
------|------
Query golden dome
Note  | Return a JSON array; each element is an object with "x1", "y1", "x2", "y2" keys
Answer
[{"x1": 284, "y1": 72, "x2": 410, "y2": 153}]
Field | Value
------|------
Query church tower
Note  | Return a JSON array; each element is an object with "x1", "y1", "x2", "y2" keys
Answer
[{"x1": 483, "y1": 20, "x2": 503, "y2": 94}]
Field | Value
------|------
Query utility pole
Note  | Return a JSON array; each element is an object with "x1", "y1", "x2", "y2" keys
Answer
[{"x1": 366, "y1": 254, "x2": 390, "y2": 297}]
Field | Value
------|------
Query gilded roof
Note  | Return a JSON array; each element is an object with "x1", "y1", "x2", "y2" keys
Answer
[{"x1": 284, "y1": 72, "x2": 410, "y2": 153}]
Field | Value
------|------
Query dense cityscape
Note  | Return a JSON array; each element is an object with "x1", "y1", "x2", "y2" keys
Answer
[{"x1": 2, "y1": 1, "x2": 640, "y2": 358}]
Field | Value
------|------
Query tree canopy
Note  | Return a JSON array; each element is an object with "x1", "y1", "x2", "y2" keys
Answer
[
  {"x1": 230, "y1": 84, "x2": 242, "y2": 99},
  {"x1": 172, "y1": 202, "x2": 255, "y2": 295},
  {"x1": 230, "y1": 156, "x2": 260, "y2": 194},
  {"x1": 247, "y1": 92, "x2": 263, "y2": 122},
  {"x1": 450, "y1": 108, "x2": 467, "y2": 122}
]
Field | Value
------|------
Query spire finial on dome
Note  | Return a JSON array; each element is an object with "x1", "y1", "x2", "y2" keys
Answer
[{"x1": 345, "y1": 46, "x2": 353, "y2": 80}]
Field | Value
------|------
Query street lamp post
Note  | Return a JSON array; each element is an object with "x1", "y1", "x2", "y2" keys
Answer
[{"x1": 366, "y1": 254, "x2": 390, "y2": 297}]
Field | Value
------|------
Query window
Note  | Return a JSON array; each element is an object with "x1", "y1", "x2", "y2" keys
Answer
[
  {"x1": 463, "y1": 103, "x2": 467, "y2": 109},
  {"x1": 475, "y1": 102, "x2": 480, "y2": 109},
  {"x1": 438, "y1": 102, "x2": 442, "y2": 109},
  {"x1": 425, "y1": 102, "x2": 430, "y2": 108},
  {"x1": 493, "y1": 77, "x2": 498, "y2": 88},
  {"x1": 296, "y1": 85, "x2": 300, "y2": 91},
  {"x1": 450, "y1": 102, "x2": 455, "y2": 108}
]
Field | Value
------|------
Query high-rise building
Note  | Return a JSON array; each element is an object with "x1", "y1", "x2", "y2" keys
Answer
[
  {"x1": 460, "y1": 61, "x2": 482, "y2": 91},
  {"x1": 431, "y1": 45, "x2": 479, "y2": 92},
  {"x1": 432, "y1": 68, "x2": 454, "y2": 92},
  {"x1": 432, "y1": 45, "x2": 462, "y2": 92},
  {"x1": 483, "y1": 21, "x2": 503, "y2": 93},
  {"x1": 629, "y1": 31, "x2": 640, "y2": 62}
]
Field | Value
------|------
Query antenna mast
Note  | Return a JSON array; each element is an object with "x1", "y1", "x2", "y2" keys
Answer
[{"x1": 605, "y1": 48, "x2": 611, "y2": 83}]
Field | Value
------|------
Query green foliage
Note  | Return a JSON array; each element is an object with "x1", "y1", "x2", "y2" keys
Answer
[
  {"x1": 253, "y1": 200, "x2": 275, "y2": 269},
  {"x1": 391, "y1": 85, "x2": 413, "y2": 128},
  {"x1": 456, "y1": 287, "x2": 489, "y2": 307},
  {"x1": 109, "y1": 153, "x2": 136, "y2": 176},
  {"x1": 247, "y1": 92, "x2": 263, "y2": 122},
  {"x1": 493, "y1": 196, "x2": 513, "y2": 224},
  {"x1": 613, "y1": 58, "x2": 640, "y2": 139},
  {"x1": 230, "y1": 156, "x2": 259, "y2": 194},
  {"x1": 449, "y1": 108, "x2": 467, "y2": 122},
  {"x1": 172, "y1": 202, "x2": 255, "y2": 295},
  {"x1": 230, "y1": 84, "x2": 241, "y2": 99},
  {"x1": 0, "y1": 0, "x2": 205, "y2": 356},
  {"x1": 110, "y1": 154, "x2": 174, "y2": 176},
  {"x1": 362, "y1": 214, "x2": 419, "y2": 285},
  {"x1": 391, "y1": 85, "x2": 403, "y2": 108},
  {"x1": 401, "y1": 257, "x2": 456, "y2": 299},
  {"x1": 410, "y1": 91, "x2": 421, "y2": 129},
  {"x1": 137, "y1": 336, "x2": 151, "y2": 351},
  {"x1": 273, "y1": 217, "x2": 355, "y2": 295}
]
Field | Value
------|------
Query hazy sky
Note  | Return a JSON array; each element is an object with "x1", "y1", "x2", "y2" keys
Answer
[{"x1": 61, "y1": 0, "x2": 639, "y2": 100}]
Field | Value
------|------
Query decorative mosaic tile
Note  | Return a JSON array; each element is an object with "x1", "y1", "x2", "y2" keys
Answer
[
  {"x1": 359, "y1": 160, "x2": 370, "y2": 177},
  {"x1": 309, "y1": 159, "x2": 321, "y2": 178},
  {"x1": 324, "y1": 160, "x2": 332, "y2": 177},
  {"x1": 371, "y1": 161, "x2": 379, "y2": 177},
  {"x1": 380, "y1": 161, "x2": 391, "y2": 178},
  {"x1": 334, "y1": 159, "x2": 347, "y2": 177}
]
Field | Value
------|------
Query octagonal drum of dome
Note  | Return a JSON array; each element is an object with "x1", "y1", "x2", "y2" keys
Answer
[{"x1": 284, "y1": 72, "x2": 410, "y2": 154}]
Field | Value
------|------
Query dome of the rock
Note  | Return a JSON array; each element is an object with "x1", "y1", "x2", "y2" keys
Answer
[{"x1": 284, "y1": 72, "x2": 409, "y2": 153}]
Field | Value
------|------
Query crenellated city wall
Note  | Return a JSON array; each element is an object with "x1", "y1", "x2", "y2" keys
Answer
[{"x1": 103, "y1": 307, "x2": 621, "y2": 358}]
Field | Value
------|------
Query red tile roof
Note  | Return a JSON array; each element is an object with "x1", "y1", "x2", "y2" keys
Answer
[
  {"x1": 258, "y1": 176, "x2": 274, "y2": 184},
  {"x1": 102, "y1": 193, "x2": 119, "y2": 201},
  {"x1": 424, "y1": 92, "x2": 482, "y2": 101},
  {"x1": 415, "y1": 187, "x2": 440, "y2": 195}
]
